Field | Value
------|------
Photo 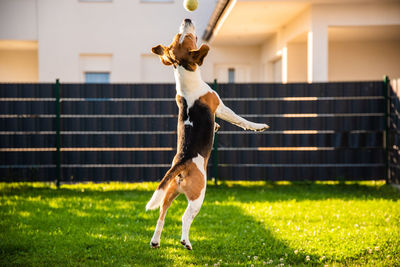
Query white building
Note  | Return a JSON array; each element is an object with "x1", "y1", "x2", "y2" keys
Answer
[
  {"x1": 1, "y1": 0, "x2": 400, "y2": 84},
  {"x1": 0, "y1": 0, "x2": 216, "y2": 83},
  {"x1": 204, "y1": 0, "x2": 400, "y2": 83}
]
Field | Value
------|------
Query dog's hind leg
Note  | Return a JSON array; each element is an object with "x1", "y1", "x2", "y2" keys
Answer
[
  {"x1": 150, "y1": 180, "x2": 179, "y2": 248},
  {"x1": 179, "y1": 155, "x2": 207, "y2": 250},
  {"x1": 180, "y1": 191, "x2": 205, "y2": 250}
]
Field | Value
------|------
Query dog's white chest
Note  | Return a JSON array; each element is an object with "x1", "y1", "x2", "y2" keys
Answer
[{"x1": 174, "y1": 66, "x2": 212, "y2": 110}]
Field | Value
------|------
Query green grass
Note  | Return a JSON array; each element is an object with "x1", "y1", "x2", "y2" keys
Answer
[{"x1": 0, "y1": 181, "x2": 399, "y2": 266}]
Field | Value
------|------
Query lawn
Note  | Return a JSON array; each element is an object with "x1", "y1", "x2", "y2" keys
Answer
[{"x1": 0, "y1": 181, "x2": 399, "y2": 266}]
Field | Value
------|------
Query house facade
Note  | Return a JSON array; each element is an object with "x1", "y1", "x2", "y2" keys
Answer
[
  {"x1": 1, "y1": 0, "x2": 399, "y2": 84},
  {"x1": 0, "y1": 0, "x2": 216, "y2": 83},
  {"x1": 203, "y1": 0, "x2": 400, "y2": 83}
]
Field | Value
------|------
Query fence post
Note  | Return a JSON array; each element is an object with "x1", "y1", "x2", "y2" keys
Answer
[
  {"x1": 212, "y1": 79, "x2": 219, "y2": 185},
  {"x1": 55, "y1": 79, "x2": 61, "y2": 188},
  {"x1": 383, "y1": 76, "x2": 391, "y2": 184}
]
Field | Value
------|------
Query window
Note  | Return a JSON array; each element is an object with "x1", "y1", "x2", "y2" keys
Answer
[
  {"x1": 80, "y1": 54, "x2": 112, "y2": 83},
  {"x1": 85, "y1": 72, "x2": 110, "y2": 83},
  {"x1": 215, "y1": 64, "x2": 250, "y2": 83},
  {"x1": 228, "y1": 68, "x2": 235, "y2": 83}
]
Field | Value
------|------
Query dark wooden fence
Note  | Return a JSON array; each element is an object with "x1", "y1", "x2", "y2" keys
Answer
[
  {"x1": 0, "y1": 80, "x2": 398, "y2": 183},
  {"x1": 388, "y1": 79, "x2": 400, "y2": 184}
]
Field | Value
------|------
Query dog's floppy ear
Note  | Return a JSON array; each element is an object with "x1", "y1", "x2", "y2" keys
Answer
[
  {"x1": 190, "y1": 44, "x2": 209, "y2": 66},
  {"x1": 152, "y1": 44, "x2": 166, "y2": 56},
  {"x1": 152, "y1": 44, "x2": 173, "y2": 66}
]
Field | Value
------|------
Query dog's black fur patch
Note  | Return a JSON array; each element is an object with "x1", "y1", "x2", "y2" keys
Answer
[{"x1": 175, "y1": 95, "x2": 215, "y2": 162}]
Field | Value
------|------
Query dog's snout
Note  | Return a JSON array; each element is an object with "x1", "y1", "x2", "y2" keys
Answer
[{"x1": 179, "y1": 19, "x2": 196, "y2": 38}]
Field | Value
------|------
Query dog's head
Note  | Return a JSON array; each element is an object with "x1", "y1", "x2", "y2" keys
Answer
[{"x1": 151, "y1": 19, "x2": 209, "y2": 72}]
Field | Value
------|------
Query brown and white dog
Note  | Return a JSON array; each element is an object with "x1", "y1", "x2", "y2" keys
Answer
[{"x1": 146, "y1": 19, "x2": 269, "y2": 250}]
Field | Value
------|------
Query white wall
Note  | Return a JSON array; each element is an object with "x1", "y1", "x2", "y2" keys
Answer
[
  {"x1": 141, "y1": 54, "x2": 175, "y2": 83},
  {"x1": 287, "y1": 42, "x2": 307, "y2": 82},
  {"x1": 42, "y1": 0, "x2": 216, "y2": 83},
  {"x1": 0, "y1": 0, "x2": 38, "y2": 40},
  {"x1": 309, "y1": 2, "x2": 400, "y2": 82},
  {"x1": 258, "y1": 2, "x2": 400, "y2": 83},
  {"x1": 0, "y1": 0, "x2": 216, "y2": 83},
  {"x1": 329, "y1": 40, "x2": 400, "y2": 81},
  {"x1": 202, "y1": 45, "x2": 262, "y2": 83},
  {"x1": 260, "y1": 7, "x2": 311, "y2": 82}
]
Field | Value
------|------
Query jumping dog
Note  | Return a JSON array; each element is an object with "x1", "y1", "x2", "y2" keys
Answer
[{"x1": 146, "y1": 19, "x2": 269, "y2": 250}]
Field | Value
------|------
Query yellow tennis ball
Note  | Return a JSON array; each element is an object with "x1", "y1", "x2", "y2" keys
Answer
[{"x1": 183, "y1": 0, "x2": 198, "y2": 12}]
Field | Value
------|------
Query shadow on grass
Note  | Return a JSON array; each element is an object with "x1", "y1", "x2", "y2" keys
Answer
[{"x1": 183, "y1": 202, "x2": 315, "y2": 266}]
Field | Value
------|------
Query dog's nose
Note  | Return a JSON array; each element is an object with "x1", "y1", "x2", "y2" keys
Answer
[{"x1": 184, "y1": 18, "x2": 192, "y2": 24}]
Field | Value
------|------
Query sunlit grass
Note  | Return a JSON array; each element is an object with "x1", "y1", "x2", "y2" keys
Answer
[{"x1": 0, "y1": 181, "x2": 399, "y2": 266}]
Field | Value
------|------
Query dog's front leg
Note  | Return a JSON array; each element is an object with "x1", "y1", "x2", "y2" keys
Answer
[{"x1": 215, "y1": 101, "x2": 269, "y2": 131}]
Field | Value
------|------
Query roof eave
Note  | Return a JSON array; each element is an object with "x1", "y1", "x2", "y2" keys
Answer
[{"x1": 202, "y1": 0, "x2": 232, "y2": 42}]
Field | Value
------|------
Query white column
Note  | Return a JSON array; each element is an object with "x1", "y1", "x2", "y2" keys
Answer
[
  {"x1": 282, "y1": 46, "x2": 288, "y2": 84},
  {"x1": 307, "y1": 24, "x2": 328, "y2": 83}
]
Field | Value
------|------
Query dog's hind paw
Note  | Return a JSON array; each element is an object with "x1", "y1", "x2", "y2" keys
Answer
[
  {"x1": 180, "y1": 240, "x2": 192, "y2": 250},
  {"x1": 150, "y1": 242, "x2": 160, "y2": 249}
]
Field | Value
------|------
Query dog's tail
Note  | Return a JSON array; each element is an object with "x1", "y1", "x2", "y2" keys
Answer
[{"x1": 146, "y1": 160, "x2": 188, "y2": 211}]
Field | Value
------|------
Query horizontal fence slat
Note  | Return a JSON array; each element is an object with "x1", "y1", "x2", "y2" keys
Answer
[
  {"x1": 0, "y1": 166, "x2": 166, "y2": 182},
  {"x1": 1, "y1": 98, "x2": 381, "y2": 115},
  {"x1": 0, "y1": 84, "x2": 54, "y2": 98},
  {"x1": 0, "y1": 151, "x2": 176, "y2": 165},
  {"x1": 0, "y1": 149, "x2": 384, "y2": 165},
  {"x1": 217, "y1": 82, "x2": 384, "y2": 98},
  {"x1": 60, "y1": 84, "x2": 176, "y2": 98},
  {"x1": 61, "y1": 101, "x2": 178, "y2": 115},
  {"x1": 61, "y1": 166, "x2": 169, "y2": 182},
  {"x1": 0, "y1": 116, "x2": 385, "y2": 132},
  {"x1": 0, "y1": 151, "x2": 56, "y2": 165},
  {"x1": 217, "y1": 166, "x2": 384, "y2": 181},
  {"x1": 217, "y1": 149, "x2": 384, "y2": 164},
  {"x1": 0, "y1": 101, "x2": 55, "y2": 115},
  {"x1": 0, "y1": 165, "x2": 384, "y2": 182},
  {"x1": 0, "y1": 132, "x2": 383, "y2": 148},
  {"x1": 218, "y1": 132, "x2": 384, "y2": 148},
  {"x1": 219, "y1": 116, "x2": 385, "y2": 131},
  {"x1": 59, "y1": 99, "x2": 384, "y2": 115},
  {"x1": 0, "y1": 82, "x2": 384, "y2": 99},
  {"x1": 0, "y1": 99, "x2": 384, "y2": 115},
  {"x1": 222, "y1": 99, "x2": 384, "y2": 114},
  {"x1": 0, "y1": 167, "x2": 56, "y2": 182},
  {"x1": 62, "y1": 151, "x2": 176, "y2": 164}
]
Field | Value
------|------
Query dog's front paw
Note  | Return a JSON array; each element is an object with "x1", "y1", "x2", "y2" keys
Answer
[{"x1": 253, "y1": 123, "x2": 269, "y2": 132}]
